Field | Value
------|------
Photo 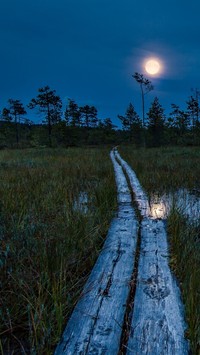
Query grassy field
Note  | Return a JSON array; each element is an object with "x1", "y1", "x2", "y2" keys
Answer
[
  {"x1": 0, "y1": 147, "x2": 117, "y2": 354},
  {"x1": 1, "y1": 146, "x2": 199, "y2": 354},
  {"x1": 119, "y1": 146, "x2": 200, "y2": 194},
  {"x1": 119, "y1": 145, "x2": 200, "y2": 354}
]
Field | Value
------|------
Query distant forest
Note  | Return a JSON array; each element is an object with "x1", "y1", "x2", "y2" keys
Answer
[{"x1": 1, "y1": 85, "x2": 200, "y2": 148}]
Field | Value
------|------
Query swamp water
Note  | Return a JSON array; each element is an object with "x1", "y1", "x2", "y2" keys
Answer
[
  {"x1": 73, "y1": 192, "x2": 89, "y2": 214},
  {"x1": 73, "y1": 189, "x2": 200, "y2": 223},
  {"x1": 149, "y1": 189, "x2": 200, "y2": 222}
]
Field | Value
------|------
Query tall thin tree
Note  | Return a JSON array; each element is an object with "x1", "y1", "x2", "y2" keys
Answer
[
  {"x1": 65, "y1": 99, "x2": 81, "y2": 127},
  {"x1": 29, "y1": 86, "x2": 62, "y2": 147},
  {"x1": 132, "y1": 72, "x2": 153, "y2": 126}
]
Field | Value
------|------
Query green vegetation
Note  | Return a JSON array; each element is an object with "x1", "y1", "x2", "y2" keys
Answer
[
  {"x1": 1, "y1": 83, "x2": 200, "y2": 148},
  {"x1": 119, "y1": 146, "x2": 200, "y2": 194},
  {"x1": 0, "y1": 148, "x2": 117, "y2": 354},
  {"x1": 119, "y1": 145, "x2": 200, "y2": 354},
  {"x1": 1, "y1": 145, "x2": 199, "y2": 353},
  {"x1": 168, "y1": 210, "x2": 200, "y2": 354}
]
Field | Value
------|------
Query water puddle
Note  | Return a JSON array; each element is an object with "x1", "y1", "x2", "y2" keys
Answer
[
  {"x1": 73, "y1": 192, "x2": 89, "y2": 214},
  {"x1": 149, "y1": 189, "x2": 200, "y2": 222},
  {"x1": 73, "y1": 188, "x2": 200, "y2": 222}
]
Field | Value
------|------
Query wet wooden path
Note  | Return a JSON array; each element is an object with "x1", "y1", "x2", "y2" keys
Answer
[{"x1": 55, "y1": 149, "x2": 189, "y2": 354}]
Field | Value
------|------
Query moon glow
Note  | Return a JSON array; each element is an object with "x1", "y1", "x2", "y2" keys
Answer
[{"x1": 145, "y1": 59, "x2": 161, "y2": 75}]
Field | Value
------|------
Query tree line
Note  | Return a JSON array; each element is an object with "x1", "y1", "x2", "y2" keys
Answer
[
  {"x1": 0, "y1": 86, "x2": 117, "y2": 148},
  {"x1": 0, "y1": 78, "x2": 200, "y2": 148}
]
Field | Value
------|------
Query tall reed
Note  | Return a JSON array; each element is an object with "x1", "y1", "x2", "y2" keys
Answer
[
  {"x1": 119, "y1": 146, "x2": 200, "y2": 194},
  {"x1": 0, "y1": 148, "x2": 117, "y2": 354},
  {"x1": 168, "y1": 208, "x2": 200, "y2": 354}
]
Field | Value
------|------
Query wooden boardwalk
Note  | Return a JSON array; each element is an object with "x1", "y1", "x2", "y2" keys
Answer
[
  {"x1": 127, "y1": 219, "x2": 188, "y2": 354},
  {"x1": 55, "y1": 149, "x2": 189, "y2": 354},
  {"x1": 55, "y1": 151, "x2": 138, "y2": 354}
]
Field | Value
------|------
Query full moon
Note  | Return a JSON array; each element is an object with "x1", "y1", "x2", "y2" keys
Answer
[{"x1": 145, "y1": 59, "x2": 161, "y2": 75}]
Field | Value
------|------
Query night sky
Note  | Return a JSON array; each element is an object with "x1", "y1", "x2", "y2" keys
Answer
[{"x1": 1, "y1": 0, "x2": 200, "y2": 126}]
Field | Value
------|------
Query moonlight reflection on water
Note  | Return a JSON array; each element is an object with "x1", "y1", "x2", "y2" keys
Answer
[
  {"x1": 73, "y1": 189, "x2": 200, "y2": 223},
  {"x1": 150, "y1": 189, "x2": 200, "y2": 222}
]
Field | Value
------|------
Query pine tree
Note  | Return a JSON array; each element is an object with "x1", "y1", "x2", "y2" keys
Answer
[
  {"x1": 2, "y1": 99, "x2": 26, "y2": 144},
  {"x1": 102, "y1": 118, "x2": 116, "y2": 130},
  {"x1": 147, "y1": 97, "x2": 165, "y2": 146},
  {"x1": 2, "y1": 108, "x2": 12, "y2": 122},
  {"x1": 118, "y1": 103, "x2": 142, "y2": 143},
  {"x1": 186, "y1": 95, "x2": 199, "y2": 129},
  {"x1": 170, "y1": 103, "x2": 189, "y2": 135},
  {"x1": 65, "y1": 99, "x2": 81, "y2": 127},
  {"x1": 29, "y1": 86, "x2": 62, "y2": 147},
  {"x1": 80, "y1": 105, "x2": 98, "y2": 128}
]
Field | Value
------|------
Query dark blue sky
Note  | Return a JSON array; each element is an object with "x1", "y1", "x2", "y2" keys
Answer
[{"x1": 1, "y1": 0, "x2": 200, "y2": 125}]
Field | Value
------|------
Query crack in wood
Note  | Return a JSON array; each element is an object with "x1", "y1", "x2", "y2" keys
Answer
[
  {"x1": 118, "y1": 240, "x2": 141, "y2": 355},
  {"x1": 115, "y1": 150, "x2": 189, "y2": 355},
  {"x1": 55, "y1": 149, "x2": 189, "y2": 355},
  {"x1": 84, "y1": 241, "x2": 124, "y2": 353}
]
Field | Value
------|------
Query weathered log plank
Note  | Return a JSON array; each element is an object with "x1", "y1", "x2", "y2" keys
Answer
[
  {"x1": 55, "y1": 149, "x2": 189, "y2": 354},
  {"x1": 115, "y1": 149, "x2": 189, "y2": 354},
  {"x1": 55, "y1": 151, "x2": 138, "y2": 354},
  {"x1": 114, "y1": 149, "x2": 150, "y2": 218},
  {"x1": 126, "y1": 219, "x2": 189, "y2": 354}
]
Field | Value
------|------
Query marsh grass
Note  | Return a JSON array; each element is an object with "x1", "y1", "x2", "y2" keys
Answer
[
  {"x1": 168, "y1": 208, "x2": 200, "y2": 354},
  {"x1": 0, "y1": 148, "x2": 117, "y2": 354},
  {"x1": 119, "y1": 146, "x2": 200, "y2": 195},
  {"x1": 119, "y1": 145, "x2": 200, "y2": 354}
]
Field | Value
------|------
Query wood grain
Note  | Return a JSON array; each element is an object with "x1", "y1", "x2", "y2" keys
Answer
[{"x1": 55, "y1": 151, "x2": 138, "y2": 354}]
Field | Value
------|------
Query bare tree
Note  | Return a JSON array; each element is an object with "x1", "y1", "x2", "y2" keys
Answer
[{"x1": 132, "y1": 72, "x2": 153, "y2": 126}]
